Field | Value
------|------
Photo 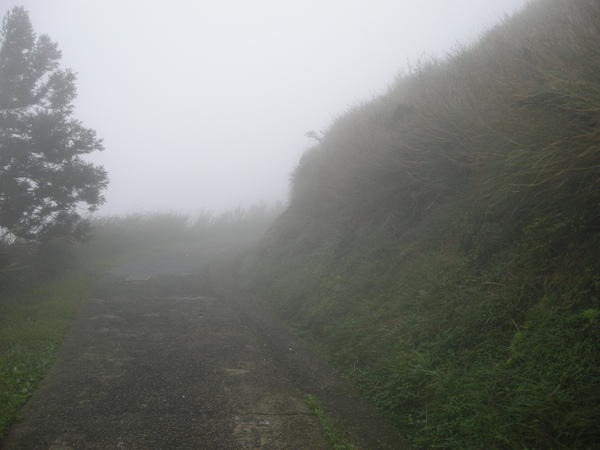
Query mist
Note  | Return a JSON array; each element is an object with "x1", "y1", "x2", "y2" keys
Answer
[{"x1": 13, "y1": 0, "x2": 527, "y2": 215}]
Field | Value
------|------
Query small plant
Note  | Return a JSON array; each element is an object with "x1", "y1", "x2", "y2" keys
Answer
[{"x1": 304, "y1": 394, "x2": 357, "y2": 450}]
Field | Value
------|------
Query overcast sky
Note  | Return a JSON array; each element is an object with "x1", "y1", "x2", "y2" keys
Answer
[{"x1": 8, "y1": 0, "x2": 527, "y2": 216}]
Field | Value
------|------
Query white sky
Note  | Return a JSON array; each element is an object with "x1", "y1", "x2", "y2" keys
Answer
[{"x1": 7, "y1": 0, "x2": 527, "y2": 215}]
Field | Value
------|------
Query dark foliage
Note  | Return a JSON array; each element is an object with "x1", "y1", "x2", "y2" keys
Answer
[{"x1": 0, "y1": 7, "x2": 108, "y2": 242}]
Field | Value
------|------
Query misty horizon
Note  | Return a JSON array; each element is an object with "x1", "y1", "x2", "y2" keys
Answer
[{"x1": 13, "y1": 0, "x2": 527, "y2": 216}]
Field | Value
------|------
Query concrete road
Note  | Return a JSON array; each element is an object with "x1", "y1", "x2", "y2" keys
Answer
[{"x1": 2, "y1": 241, "x2": 408, "y2": 449}]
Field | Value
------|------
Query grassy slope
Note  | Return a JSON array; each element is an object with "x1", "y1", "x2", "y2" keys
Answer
[{"x1": 243, "y1": 1, "x2": 600, "y2": 448}]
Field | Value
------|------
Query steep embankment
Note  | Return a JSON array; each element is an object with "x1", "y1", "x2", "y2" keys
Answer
[{"x1": 243, "y1": 1, "x2": 600, "y2": 448}]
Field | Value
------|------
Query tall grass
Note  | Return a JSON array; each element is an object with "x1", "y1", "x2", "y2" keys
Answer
[
  {"x1": 245, "y1": 0, "x2": 600, "y2": 447},
  {"x1": 288, "y1": 0, "x2": 600, "y2": 231}
]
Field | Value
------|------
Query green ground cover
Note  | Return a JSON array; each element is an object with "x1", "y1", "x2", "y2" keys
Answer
[
  {"x1": 243, "y1": 1, "x2": 600, "y2": 447},
  {"x1": 0, "y1": 274, "x2": 94, "y2": 437}
]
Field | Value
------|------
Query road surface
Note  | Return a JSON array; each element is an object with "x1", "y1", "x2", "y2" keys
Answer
[{"x1": 2, "y1": 240, "x2": 408, "y2": 449}]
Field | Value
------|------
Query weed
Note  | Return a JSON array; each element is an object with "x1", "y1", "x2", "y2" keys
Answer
[{"x1": 304, "y1": 394, "x2": 357, "y2": 450}]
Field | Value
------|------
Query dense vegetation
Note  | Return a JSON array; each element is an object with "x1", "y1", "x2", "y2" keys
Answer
[
  {"x1": 243, "y1": 0, "x2": 600, "y2": 448},
  {"x1": 0, "y1": 204, "x2": 282, "y2": 440},
  {"x1": 0, "y1": 7, "x2": 108, "y2": 242}
]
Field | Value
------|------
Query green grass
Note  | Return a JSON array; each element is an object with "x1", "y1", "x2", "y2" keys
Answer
[
  {"x1": 304, "y1": 394, "x2": 357, "y2": 450},
  {"x1": 243, "y1": 1, "x2": 600, "y2": 448},
  {"x1": 0, "y1": 273, "x2": 95, "y2": 438},
  {"x1": 248, "y1": 215, "x2": 600, "y2": 448}
]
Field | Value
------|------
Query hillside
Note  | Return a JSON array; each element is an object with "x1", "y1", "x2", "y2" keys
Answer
[{"x1": 242, "y1": 0, "x2": 600, "y2": 448}]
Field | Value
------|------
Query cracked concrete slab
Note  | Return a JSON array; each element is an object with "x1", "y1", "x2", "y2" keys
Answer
[{"x1": 2, "y1": 242, "x2": 409, "y2": 449}]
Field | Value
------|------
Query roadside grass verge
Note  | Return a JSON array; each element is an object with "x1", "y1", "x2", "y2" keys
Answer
[
  {"x1": 248, "y1": 215, "x2": 600, "y2": 448},
  {"x1": 304, "y1": 394, "x2": 357, "y2": 450},
  {"x1": 0, "y1": 272, "x2": 95, "y2": 438}
]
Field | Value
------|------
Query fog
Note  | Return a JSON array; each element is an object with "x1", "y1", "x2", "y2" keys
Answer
[{"x1": 12, "y1": 0, "x2": 527, "y2": 215}]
